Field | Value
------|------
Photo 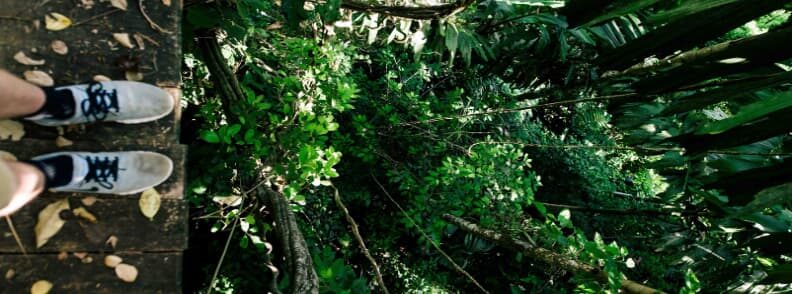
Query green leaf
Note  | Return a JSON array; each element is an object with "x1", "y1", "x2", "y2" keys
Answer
[
  {"x1": 201, "y1": 130, "x2": 221, "y2": 143},
  {"x1": 558, "y1": 209, "x2": 573, "y2": 228},
  {"x1": 696, "y1": 90, "x2": 792, "y2": 135}
]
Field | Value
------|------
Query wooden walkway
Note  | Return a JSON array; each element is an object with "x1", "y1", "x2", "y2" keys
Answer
[{"x1": 0, "y1": 0, "x2": 186, "y2": 292}]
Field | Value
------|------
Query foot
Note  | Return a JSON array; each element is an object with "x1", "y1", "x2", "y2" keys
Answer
[
  {"x1": 32, "y1": 151, "x2": 173, "y2": 195},
  {"x1": 26, "y1": 81, "x2": 174, "y2": 126}
]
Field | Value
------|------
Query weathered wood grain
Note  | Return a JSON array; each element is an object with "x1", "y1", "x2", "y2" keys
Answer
[
  {"x1": 0, "y1": 0, "x2": 182, "y2": 144},
  {"x1": 0, "y1": 197, "x2": 187, "y2": 253},
  {"x1": 0, "y1": 252, "x2": 182, "y2": 293},
  {"x1": 0, "y1": 138, "x2": 185, "y2": 199}
]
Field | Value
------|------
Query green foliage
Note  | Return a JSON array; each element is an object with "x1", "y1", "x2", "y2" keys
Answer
[{"x1": 182, "y1": 0, "x2": 792, "y2": 292}]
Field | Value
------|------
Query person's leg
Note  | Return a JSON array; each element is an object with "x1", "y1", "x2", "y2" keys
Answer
[
  {"x1": 0, "y1": 160, "x2": 45, "y2": 216},
  {"x1": 0, "y1": 70, "x2": 46, "y2": 119}
]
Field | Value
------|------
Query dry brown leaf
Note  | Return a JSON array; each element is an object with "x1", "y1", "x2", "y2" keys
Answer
[
  {"x1": 44, "y1": 13, "x2": 72, "y2": 31},
  {"x1": 31, "y1": 280, "x2": 53, "y2": 294},
  {"x1": 113, "y1": 33, "x2": 134, "y2": 48},
  {"x1": 115, "y1": 263, "x2": 138, "y2": 283},
  {"x1": 34, "y1": 199, "x2": 70, "y2": 248},
  {"x1": 80, "y1": 0, "x2": 96, "y2": 9},
  {"x1": 104, "y1": 255, "x2": 123, "y2": 268},
  {"x1": 266, "y1": 22, "x2": 283, "y2": 30},
  {"x1": 81, "y1": 196, "x2": 97, "y2": 206},
  {"x1": 139, "y1": 188, "x2": 161, "y2": 221},
  {"x1": 110, "y1": 0, "x2": 128, "y2": 10},
  {"x1": 93, "y1": 75, "x2": 111, "y2": 82},
  {"x1": 56, "y1": 251, "x2": 68, "y2": 261},
  {"x1": 14, "y1": 51, "x2": 45, "y2": 66},
  {"x1": 125, "y1": 71, "x2": 143, "y2": 81},
  {"x1": 23, "y1": 71, "x2": 54, "y2": 87},
  {"x1": 72, "y1": 207, "x2": 97, "y2": 223},
  {"x1": 212, "y1": 195, "x2": 243, "y2": 207},
  {"x1": 73, "y1": 252, "x2": 87, "y2": 259},
  {"x1": 106, "y1": 235, "x2": 118, "y2": 248},
  {"x1": 0, "y1": 150, "x2": 18, "y2": 161},
  {"x1": 55, "y1": 136, "x2": 73, "y2": 148},
  {"x1": 51, "y1": 40, "x2": 68, "y2": 55},
  {"x1": 0, "y1": 120, "x2": 25, "y2": 141},
  {"x1": 82, "y1": 256, "x2": 94, "y2": 264},
  {"x1": 162, "y1": 0, "x2": 171, "y2": 6},
  {"x1": 133, "y1": 33, "x2": 145, "y2": 50},
  {"x1": 5, "y1": 269, "x2": 14, "y2": 280}
]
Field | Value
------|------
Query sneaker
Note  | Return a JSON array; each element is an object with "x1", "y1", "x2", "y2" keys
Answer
[
  {"x1": 27, "y1": 81, "x2": 174, "y2": 126},
  {"x1": 32, "y1": 151, "x2": 173, "y2": 195}
]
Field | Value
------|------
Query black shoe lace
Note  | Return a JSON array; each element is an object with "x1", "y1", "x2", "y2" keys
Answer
[
  {"x1": 84, "y1": 156, "x2": 120, "y2": 189},
  {"x1": 81, "y1": 83, "x2": 120, "y2": 121}
]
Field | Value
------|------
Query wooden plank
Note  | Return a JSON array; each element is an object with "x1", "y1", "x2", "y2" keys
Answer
[
  {"x1": 0, "y1": 139, "x2": 185, "y2": 199},
  {"x1": 0, "y1": 252, "x2": 182, "y2": 293},
  {"x1": 0, "y1": 197, "x2": 187, "y2": 253},
  {"x1": 0, "y1": 0, "x2": 182, "y2": 143}
]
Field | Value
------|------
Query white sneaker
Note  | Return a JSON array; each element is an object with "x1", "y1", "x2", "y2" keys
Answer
[
  {"x1": 32, "y1": 151, "x2": 173, "y2": 195},
  {"x1": 27, "y1": 81, "x2": 174, "y2": 126}
]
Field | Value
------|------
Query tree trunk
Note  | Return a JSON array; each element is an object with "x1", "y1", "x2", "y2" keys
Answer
[
  {"x1": 258, "y1": 187, "x2": 320, "y2": 294},
  {"x1": 442, "y1": 214, "x2": 665, "y2": 294},
  {"x1": 196, "y1": 29, "x2": 320, "y2": 294}
]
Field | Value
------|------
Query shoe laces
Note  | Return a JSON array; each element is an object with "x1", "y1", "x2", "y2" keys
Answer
[
  {"x1": 84, "y1": 156, "x2": 120, "y2": 189},
  {"x1": 81, "y1": 83, "x2": 120, "y2": 121}
]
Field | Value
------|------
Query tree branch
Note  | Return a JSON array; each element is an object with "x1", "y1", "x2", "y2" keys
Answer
[
  {"x1": 339, "y1": 0, "x2": 477, "y2": 19},
  {"x1": 442, "y1": 214, "x2": 665, "y2": 294},
  {"x1": 332, "y1": 186, "x2": 390, "y2": 294}
]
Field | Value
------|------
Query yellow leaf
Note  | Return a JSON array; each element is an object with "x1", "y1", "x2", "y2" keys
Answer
[
  {"x1": 34, "y1": 199, "x2": 70, "y2": 248},
  {"x1": 115, "y1": 263, "x2": 138, "y2": 283},
  {"x1": 44, "y1": 13, "x2": 72, "y2": 31},
  {"x1": 31, "y1": 280, "x2": 53, "y2": 294},
  {"x1": 139, "y1": 188, "x2": 161, "y2": 220},
  {"x1": 72, "y1": 207, "x2": 97, "y2": 223},
  {"x1": 0, "y1": 120, "x2": 25, "y2": 142}
]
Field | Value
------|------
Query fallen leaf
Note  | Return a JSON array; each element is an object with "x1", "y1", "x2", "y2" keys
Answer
[
  {"x1": 125, "y1": 71, "x2": 143, "y2": 81},
  {"x1": 113, "y1": 33, "x2": 134, "y2": 48},
  {"x1": 73, "y1": 252, "x2": 87, "y2": 259},
  {"x1": 30, "y1": 280, "x2": 53, "y2": 294},
  {"x1": 104, "y1": 255, "x2": 123, "y2": 268},
  {"x1": 0, "y1": 151, "x2": 17, "y2": 161},
  {"x1": 132, "y1": 33, "x2": 145, "y2": 50},
  {"x1": 106, "y1": 235, "x2": 118, "y2": 248},
  {"x1": 266, "y1": 22, "x2": 283, "y2": 30},
  {"x1": 80, "y1": 0, "x2": 96, "y2": 9},
  {"x1": 24, "y1": 71, "x2": 54, "y2": 87},
  {"x1": 14, "y1": 51, "x2": 45, "y2": 66},
  {"x1": 51, "y1": 40, "x2": 68, "y2": 55},
  {"x1": 162, "y1": 0, "x2": 171, "y2": 6},
  {"x1": 212, "y1": 195, "x2": 242, "y2": 207},
  {"x1": 55, "y1": 136, "x2": 73, "y2": 147},
  {"x1": 115, "y1": 264, "x2": 138, "y2": 283},
  {"x1": 56, "y1": 251, "x2": 68, "y2": 261},
  {"x1": 93, "y1": 75, "x2": 111, "y2": 82},
  {"x1": 0, "y1": 120, "x2": 25, "y2": 141},
  {"x1": 110, "y1": 0, "x2": 128, "y2": 10},
  {"x1": 34, "y1": 199, "x2": 70, "y2": 248},
  {"x1": 72, "y1": 207, "x2": 97, "y2": 223},
  {"x1": 81, "y1": 196, "x2": 97, "y2": 206},
  {"x1": 44, "y1": 13, "x2": 72, "y2": 31},
  {"x1": 139, "y1": 188, "x2": 161, "y2": 220},
  {"x1": 5, "y1": 269, "x2": 14, "y2": 280},
  {"x1": 82, "y1": 256, "x2": 93, "y2": 264}
]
